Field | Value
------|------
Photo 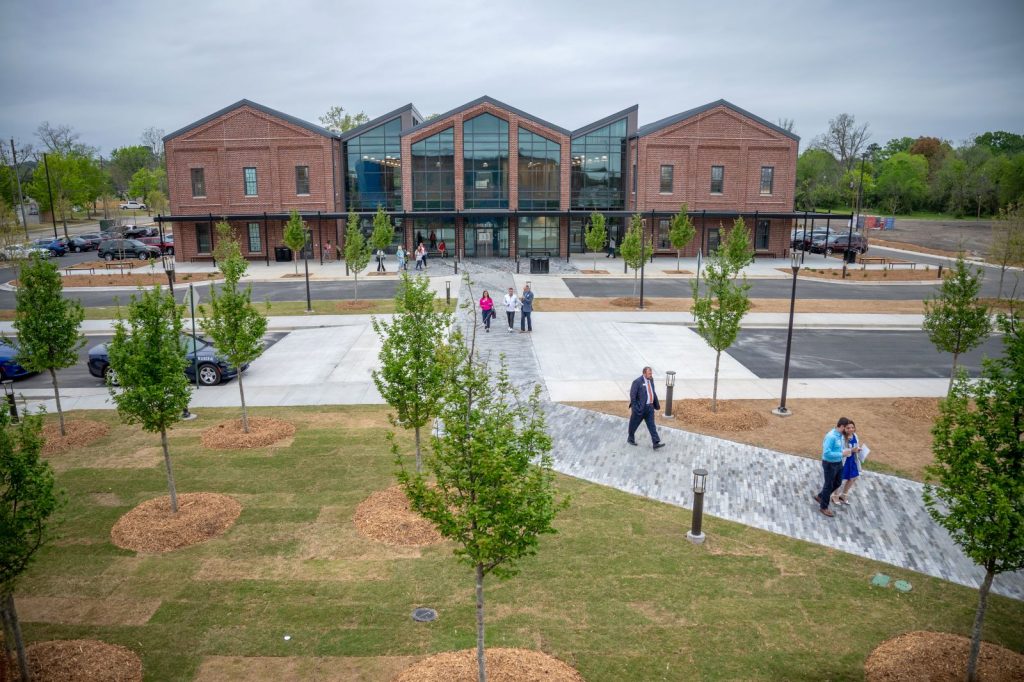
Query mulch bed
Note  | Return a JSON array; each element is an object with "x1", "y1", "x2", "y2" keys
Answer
[
  {"x1": 41, "y1": 419, "x2": 110, "y2": 456},
  {"x1": 578, "y1": 269, "x2": 610, "y2": 275},
  {"x1": 394, "y1": 648, "x2": 584, "y2": 682},
  {"x1": 609, "y1": 297, "x2": 660, "y2": 308},
  {"x1": 110, "y1": 493, "x2": 242, "y2": 553},
  {"x1": 790, "y1": 267, "x2": 946, "y2": 282},
  {"x1": 353, "y1": 485, "x2": 443, "y2": 546},
  {"x1": 200, "y1": 417, "x2": 296, "y2": 449},
  {"x1": 672, "y1": 399, "x2": 768, "y2": 431},
  {"x1": 865, "y1": 631, "x2": 1024, "y2": 681},
  {"x1": 21, "y1": 639, "x2": 142, "y2": 682}
]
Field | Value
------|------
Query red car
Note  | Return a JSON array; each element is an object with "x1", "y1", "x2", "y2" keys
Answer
[{"x1": 139, "y1": 234, "x2": 174, "y2": 255}]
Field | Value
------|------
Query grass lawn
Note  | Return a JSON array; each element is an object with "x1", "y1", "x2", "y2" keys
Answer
[{"x1": 16, "y1": 406, "x2": 1024, "y2": 681}]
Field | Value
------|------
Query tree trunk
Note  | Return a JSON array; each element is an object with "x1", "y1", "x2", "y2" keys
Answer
[
  {"x1": 354, "y1": 273, "x2": 359, "y2": 301},
  {"x1": 0, "y1": 601, "x2": 14, "y2": 675},
  {"x1": 160, "y1": 428, "x2": 179, "y2": 513},
  {"x1": 414, "y1": 426, "x2": 422, "y2": 474},
  {"x1": 476, "y1": 563, "x2": 486, "y2": 682},
  {"x1": 997, "y1": 267, "x2": 1006, "y2": 300},
  {"x1": 293, "y1": 255, "x2": 298, "y2": 276},
  {"x1": 593, "y1": 251, "x2": 597, "y2": 272},
  {"x1": 967, "y1": 565, "x2": 995, "y2": 682},
  {"x1": 676, "y1": 250, "x2": 681, "y2": 272},
  {"x1": 3, "y1": 594, "x2": 29, "y2": 682},
  {"x1": 49, "y1": 368, "x2": 65, "y2": 437},
  {"x1": 948, "y1": 351, "x2": 960, "y2": 397},
  {"x1": 238, "y1": 371, "x2": 249, "y2": 433},
  {"x1": 712, "y1": 350, "x2": 721, "y2": 413},
  {"x1": 632, "y1": 270, "x2": 638, "y2": 298}
]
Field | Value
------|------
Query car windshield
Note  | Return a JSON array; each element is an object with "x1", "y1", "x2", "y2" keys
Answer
[{"x1": 180, "y1": 335, "x2": 211, "y2": 354}]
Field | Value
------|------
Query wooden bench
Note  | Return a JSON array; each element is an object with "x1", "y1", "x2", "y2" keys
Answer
[
  {"x1": 753, "y1": 250, "x2": 778, "y2": 260},
  {"x1": 887, "y1": 259, "x2": 917, "y2": 270},
  {"x1": 858, "y1": 256, "x2": 887, "y2": 266},
  {"x1": 101, "y1": 262, "x2": 133, "y2": 274},
  {"x1": 64, "y1": 266, "x2": 95, "y2": 276}
]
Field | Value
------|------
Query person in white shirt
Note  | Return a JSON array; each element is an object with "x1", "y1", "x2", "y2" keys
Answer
[{"x1": 502, "y1": 287, "x2": 520, "y2": 333}]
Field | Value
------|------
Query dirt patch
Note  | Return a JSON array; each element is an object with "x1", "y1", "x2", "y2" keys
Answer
[
  {"x1": 871, "y1": 238, "x2": 970, "y2": 259},
  {"x1": 16, "y1": 596, "x2": 161, "y2": 626},
  {"x1": 193, "y1": 556, "x2": 396, "y2": 582},
  {"x1": 90, "y1": 492, "x2": 122, "y2": 506},
  {"x1": 110, "y1": 493, "x2": 242, "y2": 553},
  {"x1": 330, "y1": 299, "x2": 376, "y2": 312},
  {"x1": 367, "y1": 271, "x2": 396, "y2": 276},
  {"x1": 291, "y1": 409, "x2": 394, "y2": 430},
  {"x1": 353, "y1": 485, "x2": 443, "y2": 547},
  {"x1": 663, "y1": 269, "x2": 693, "y2": 275},
  {"x1": 54, "y1": 272, "x2": 220, "y2": 287},
  {"x1": 194, "y1": 655, "x2": 421, "y2": 681},
  {"x1": 200, "y1": 417, "x2": 296, "y2": 449},
  {"x1": 535, "y1": 297, "x2": 925, "y2": 314},
  {"x1": 671, "y1": 400, "x2": 768, "y2": 431},
  {"x1": 578, "y1": 269, "x2": 610, "y2": 274},
  {"x1": 24, "y1": 639, "x2": 142, "y2": 682},
  {"x1": 865, "y1": 631, "x2": 1024, "y2": 681},
  {"x1": 41, "y1": 419, "x2": 110, "y2": 456},
  {"x1": 280, "y1": 273, "x2": 314, "y2": 278},
  {"x1": 792, "y1": 267, "x2": 947, "y2": 282},
  {"x1": 394, "y1": 648, "x2": 583, "y2": 682},
  {"x1": 50, "y1": 445, "x2": 164, "y2": 473}
]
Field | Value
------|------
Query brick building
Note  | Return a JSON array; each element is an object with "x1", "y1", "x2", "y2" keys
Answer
[{"x1": 162, "y1": 97, "x2": 807, "y2": 262}]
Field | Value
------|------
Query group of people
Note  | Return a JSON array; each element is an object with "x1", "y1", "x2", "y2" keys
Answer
[
  {"x1": 816, "y1": 417, "x2": 865, "y2": 517},
  {"x1": 478, "y1": 285, "x2": 534, "y2": 334},
  {"x1": 390, "y1": 242, "x2": 446, "y2": 272}
]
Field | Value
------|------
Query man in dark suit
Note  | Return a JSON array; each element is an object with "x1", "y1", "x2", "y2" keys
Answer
[{"x1": 628, "y1": 366, "x2": 665, "y2": 449}]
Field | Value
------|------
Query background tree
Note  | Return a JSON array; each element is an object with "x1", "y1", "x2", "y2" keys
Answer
[
  {"x1": 107, "y1": 287, "x2": 191, "y2": 512},
  {"x1": 108, "y1": 145, "x2": 157, "y2": 195},
  {"x1": 0, "y1": 409, "x2": 61, "y2": 682},
  {"x1": 584, "y1": 210, "x2": 607, "y2": 271},
  {"x1": 282, "y1": 209, "x2": 307, "y2": 275},
  {"x1": 922, "y1": 255, "x2": 991, "y2": 395},
  {"x1": 923, "y1": 313, "x2": 1024, "y2": 682},
  {"x1": 318, "y1": 105, "x2": 370, "y2": 134},
  {"x1": 974, "y1": 131, "x2": 1024, "y2": 156},
  {"x1": 369, "y1": 205, "x2": 394, "y2": 255},
  {"x1": 371, "y1": 273, "x2": 452, "y2": 472},
  {"x1": 668, "y1": 203, "x2": 695, "y2": 271},
  {"x1": 140, "y1": 127, "x2": 166, "y2": 163},
  {"x1": 876, "y1": 151, "x2": 928, "y2": 215},
  {"x1": 0, "y1": 197, "x2": 20, "y2": 247},
  {"x1": 813, "y1": 113, "x2": 871, "y2": 172},
  {"x1": 795, "y1": 149, "x2": 843, "y2": 210},
  {"x1": 35, "y1": 121, "x2": 94, "y2": 157},
  {"x1": 344, "y1": 212, "x2": 371, "y2": 299},
  {"x1": 397, "y1": 350, "x2": 564, "y2": 682},
  {"x1": 127, "y1": 167, "x2": 165, "y2": 213},
  {"x1": 12, "y1": 254, "x2": 85, "y2": 436},
  {"x1": 989, "y1": 203, "x2": 1024, "y2": 300},
  {"x1": 201, "y1": 223, "x2": 267, "y2": 433},
  {"x1": 620, "y1": 213, "x2": 652, "y2": 298}
]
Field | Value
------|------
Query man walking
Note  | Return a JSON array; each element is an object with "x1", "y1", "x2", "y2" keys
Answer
[
  {"x1": 627, "y1": 366, "x2": 665, "y2": 449},
  {"x1": 816, "y1": 417, "x2": 853, "y2": 517},
  {"x1": 502, "y1": 287, "x2": 519, "y2": 334},
  {"x1": 520, "y1": 284, "x2": 534, "y2": 332}
]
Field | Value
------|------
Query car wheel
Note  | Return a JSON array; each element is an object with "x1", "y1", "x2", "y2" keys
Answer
[
  {"x1": 167, "y1": 247, "x2": 174, "y2": 255},
  {"x1": 104, "y1": 253, "x2": 114, "y2": 261},
  {"x1": 197, "y1": 363, "x2": 221, "y2": 386},
  {"x1": 74, "y1": 245, "x2": 82, "y2": 253},
  {"x1": 137, "y1": 252, "x2": 149, "y2": 261},
  {"x1": 104, "y1": 365, "x2": 120, "y2": 387}
]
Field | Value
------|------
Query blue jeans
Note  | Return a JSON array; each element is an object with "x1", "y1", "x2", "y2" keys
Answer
[
  {"x1": 482, "y1": 309, "x2": 492, "y2": 329},
  {"x1": 819, "y1": 460, "x2": 843, "y2": 509}
]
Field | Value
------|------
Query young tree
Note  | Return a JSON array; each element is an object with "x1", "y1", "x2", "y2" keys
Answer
[
  {"x1": 345, "y1": 212, "x2": 371, "y2": 299},
  {"x1": 922, "y1": 255, "x2": 991, "y2": 396},
  {"x1": 397, "y1": 346, "x2": 565, "y2": 682},
  {"x1": 107, "y1": 286, "x2": 192, "y2": 512},
  {"x1": 12, "y1": 254, "x2": 85, "y2": 436},
  {"x1": 318, "y1": 105, "x2": 370, "y2": 134},
  {"x1": 201, "y1": 223, "x2": 267, "y2": 433},
  {"x1": 371, "y1": 273, "x2": 453, "y2": 472},
  {"x1": 369, "y1": 205, "x2": 394, "y2": 267},
  {"x1": 990, "y1": 203, "x2": 1024, "y2": 300},
  {"x1": 0, "y1": 409, "x2": 62, "y2": 682},
  {"x1": 282, "y1": 209, "x2": 307, "y2": 275},
  {"x1": 620, "y1": 213, "x2": 652, "y2": 298},
  {"x1": 668, "y1": 203, "x2": 696, "y2": 271},
  {"x1": 719, "y1": 216, "x2": 755, "y2": 274},
  {"x1": 923, "y1": 313, "x2": 1024, "y2": 682},
  {"x1": 583, "y1": 211, "x2": 607, "y2": 271}
]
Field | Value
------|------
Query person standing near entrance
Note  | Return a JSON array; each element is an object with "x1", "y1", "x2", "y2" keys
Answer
[
  {"x1": 429, "y1": 230, "x2": 437, "y2": 250},
  {"x1": 502, "y1": 287, "x2": 519, "y2": 334},
  {"x1": 520, "y1": 284, "x2": 534, "y2": 332},
  {"x1": 438, "y1": 239, "x2": 447, "y2": 261},
  {"x1": 627, "y1": 366, "x2": 664, "y2": 449},
  {"x1": 396, "y1": 245, "x2": 407, "y2": 271},
  {"x1": 375, "y1": 248, "x2": 386, "y2": 272},
  {"x1": 607, "y1": 236, "x2": 616, "y2": 258},
  {"x1": 816, "y1": 417, "x2": 854, "y2": 517}
]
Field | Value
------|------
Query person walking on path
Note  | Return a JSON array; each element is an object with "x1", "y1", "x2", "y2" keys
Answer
[
  {"x1": 520, "y1": 284, "x2": 534, "y2": 332},
  {"x1": 324, "y1": 241, "x2": 332, "y2": 261},
  {"x1": 375, "y1": 248, "x2": 386, "y2": 272},
  {"x1": 502, "y1": 287, "x2": 520, "y2": 334},
  {"x1": 396, "y1": 246, "x2": 407, "y2": 271},
  {"x1": 414, "y1": 244, "x2": 424, "y2": 270},
  {"x1": 832, "y1": 420, "x2": 863, "y2": 506},
  {"x1": 816, "y1": 417, "x2": 854, "y2": 517},
  {"x1": 607, "y1": 237, "x2": 616, "y2": 258},
  {"x1": 627, "y1": 366, "x2": 665, "y2": 449},
  {"x1": 418, "y1": 242, "x2": 429, "y2": 269},
  {"x1": 479, "y1": 290, "x2": 495, "y2": 332}
]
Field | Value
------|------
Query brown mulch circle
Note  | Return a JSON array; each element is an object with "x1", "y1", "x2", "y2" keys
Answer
[
  {"x1": 865, "y1": 631, "x2": 1024, "y2": 681},
  {"x1": 41, "y1": 419, "x2": 110, "y2": 456},
  {"x1": 23, "y1": 639, "x2": 142, "y2": 682},
  {"x1": 353, "y1": 485, "x2": 443, "y2": 547},
  {"x1": 610, "y1": 297, "x2": 657, "y2": 308},
  {"x1": 394, "y1": 648, "x2": 584, "y2": 682},
  {"x1": 673, "y1": 399, "x2": 768, "y2": 431},
  {"x1": 110, "y1": 493, "x2": 242, "y2": 553},
  {"x1": 200, "y1": 417, "x2": 296, "y2": 449},
  {"x1": 890, "y1": 398, "x2": 941, "y2": 421}
]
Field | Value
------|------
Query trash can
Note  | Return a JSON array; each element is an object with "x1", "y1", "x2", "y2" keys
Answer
[
  {"x1": 275, "y1": 246, "x2": 293, "y2": 262},
  {"x1": 530, "y1": 256, "x2": 549, "y2": 274},
  {"x1": 844, "y1": 249, "x2": 857, "y2": 264}
]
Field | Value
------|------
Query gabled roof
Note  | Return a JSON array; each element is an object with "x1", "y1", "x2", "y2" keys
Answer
[
  {"x1": 163, "y1": 99, "x2": 336, "y2": 142},
  {"x1": 571, "y1": 105, "x2": 638, "y2": 138},
  {"x1": 339, "y1": 103, "x2": 424, "y2": 141},
  {"x1": 634, "y1": 99, "x2": 800, "y2": 141},
  {"x1": 401, "y1": 95, "x2": 570, "y2": 137}
]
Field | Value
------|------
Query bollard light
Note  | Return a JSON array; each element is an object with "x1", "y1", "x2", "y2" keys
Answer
[
  {"x1": 445, "y1": 279, "x2": 451, "y2": 305},
  {"x1": 664, "y1": 370, "x2": 676, "y2": 418},
  {"x1": 3, "y1": 379, "x2": 18, "y2": 423},
  {"x1": 687, "y1": 468, "x2": 708, "y2": 544}
]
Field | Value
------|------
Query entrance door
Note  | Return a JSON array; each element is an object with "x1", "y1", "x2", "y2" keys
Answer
[{"x1": 476, "y1": 228, "x2": 493, "y2": 257}]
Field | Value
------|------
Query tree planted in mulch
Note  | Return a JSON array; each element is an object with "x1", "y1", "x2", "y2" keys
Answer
[
  {"x1": 345, "y1": 210, "x2": 371, "y2": 300},
  {"x1": 584, "y1": 210, "x2": 607, "y2": 272},
  {"x1": 23, "y1": 639, "x2": 143, "y2": 682},
  {"x1": 923, "y1": 254, "x2": 991, "y2": 396},
  {"x1": 865, "y1": 631, "x2": 1024, "y2": 681}
]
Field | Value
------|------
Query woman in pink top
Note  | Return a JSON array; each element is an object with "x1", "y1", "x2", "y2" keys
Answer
[{"x1": 479, "y1": 290, "x2": 494, "y2": 332}]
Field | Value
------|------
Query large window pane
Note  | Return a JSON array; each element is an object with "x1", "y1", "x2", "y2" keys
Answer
[
  {"x1": 517, "y1": 216, "x2": 560, "y2": 257},
  {"x1": 411, "y1": 128, "x2": 455, "y2": 211},
  {"x1": 518, "y1": 127, "x2": 560, "y2": 210},
  {"x1": 345, "y1": 118, "x2": 404, "y2": 211},
  {"x1": 464, "y1": 114, "x2": 509, "y2": 209},
  {"x1": 243, "y1": 167, "x2": 257, "y2": 196},
  {"x1": 571, "y1": 119, "x2": 628, "y2": 210},
  {"x1": 196, "y1": 223, "x2": 212, "y2": 253}
]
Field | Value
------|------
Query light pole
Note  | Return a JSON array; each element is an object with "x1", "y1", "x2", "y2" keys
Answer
[
  {"x1": 686, "y1": 468, "x2": 708, "y2": 544},
  {"x1": 638, "y1": 218, "x2": 647, "y2": 310},
  {"x1": 162, "y1": 253, "x2": 176, "y2": 296},
  {"x1": 772, "y1": 249, "x2": 801, "y2": 417},
  {"x1": 663, "y1": 371, "x2": 676, "y2": 418},
  {"x1": 854, "y1": 152, "x2": 867, "y2": 232},
  {"x1": 303, "y1": 227, "x2": 313, "y2": 313}
]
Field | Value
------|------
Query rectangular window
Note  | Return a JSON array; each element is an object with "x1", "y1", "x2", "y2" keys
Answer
[
  {"x1": 660, "y1": 165, "x2": 673, "y2": 194},
  {"x1": 756, "y1": 219, "x2": 771, "y2": 250},
  {"x1": 190, "y1": 168, "x2": 205, "y2": 197},
  {"x1": 657, "y1": 219, "x2": 671, "y2": 249},
  {"x1": 247, "y1": 223, "x2": 262, "y2": 253},
  {"x1": 243, "y1": 167, "x2": 258, "y2": 196},
  {"x1": 710, "y1": 166, "x2": 724, "y2": 194},
  {"x1": 760, "y1": 166, "x2": 774, "y2": 195},
  {"x1": 295, "y1": 166, "x2": 310, "y2": 195},
  {"x1": 707, "y1": 226, "x2": 721, "y2": 252},
  {"x1": 196, "y1": 223, "x2": 212, "y2": 253}
]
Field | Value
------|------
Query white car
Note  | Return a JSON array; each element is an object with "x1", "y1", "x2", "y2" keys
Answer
[
  {"x1": 120, "y1": 200, "x2": 147, "y2": 210},
  {"x1": 0, "y1": 244, "x2": 51, "y2": 261}
]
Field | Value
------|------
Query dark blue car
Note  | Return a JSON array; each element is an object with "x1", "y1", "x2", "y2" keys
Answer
[
  {"x1": 88, "y1": 334, "x2": 248, "y2": 386},
  {"x1": 31, "y1": 238, "x2": 67, "y2": 257},
  {"x1": 0, "y1": 339, "x2": 33, "y2": 380}
]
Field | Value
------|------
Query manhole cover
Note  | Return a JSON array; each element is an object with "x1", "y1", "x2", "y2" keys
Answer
[
  {"x1": 412, "y1": 607, "x2": 438, "y2": 622},
  {"x1": 871, "y1": 573, "x2": 891, "y2": 588},
  {"x1": 893, "y1": 580, "x2": 912, "y2": 593}
]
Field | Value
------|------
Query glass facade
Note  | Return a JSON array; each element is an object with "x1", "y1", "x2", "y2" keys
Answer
[
  {"x1": 571, "y1": 118, "x2": 627, "y2": 210},
  {"x1": 413, "y1": 218, "x2": 455, "y2": 254},
  {"x1": 463, "y1": 114, "x2": 509, "y2": 209},
  {"x1": 518, "y1": 127, "x2": 560, "y2": 210},
  {"x1": 346, "y1": 118, "x2": 402, "y2": 211},
  {"x1": 196, "y1": 223, "x2": 212, "y2": 253},
  {"x1": 463, "y1": 217, "x2": 508, "y2": 257},
  {"x1": 411, "y1": 128, "x2": 455, "y2": 210},
  {"x1": 517, "y1": 216, "x2": 559, "y2": 256}
]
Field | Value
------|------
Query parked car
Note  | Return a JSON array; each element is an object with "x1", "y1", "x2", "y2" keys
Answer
[
  {"x1": 31, "y1": 238, "x2": 67, "y2": 257},
  {"x1": 119, "y1": 200, "x2": 147, "y2": 210},
  {"x1": 0, "y1": 339, "x2": 33, "y2": 380},
  {"x1": 810, "y1": 232, "x2": 870, "y2": 256},
  {"x1": 97, "y1": 239, "x2": 161, "y2": 261},
  {"x1": 139, "y1": 235, "x2": 174, "y2": 255},
  {"x1": 790, "y1": 229, "x2": 832, "y2": 251},
  {"x1": 124, "y1": 226, "x2": 158, "y2": 239},
  {"x1": 87, "y1": 334, "x2": 248, "y2": 387},
  {"x1": 0, "y1": 244, "x2": 48, "y2": 261},
  {"x1": 55, "y1": 236, "x2": 97, "y2": 253},
  {"x1": 75, "y1": 233, "x2": 104, "y2": 250}
]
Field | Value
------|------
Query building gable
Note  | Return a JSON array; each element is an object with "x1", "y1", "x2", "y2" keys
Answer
[{"x1": 637, "y1": 100, "x2": 799, "y2": 143}]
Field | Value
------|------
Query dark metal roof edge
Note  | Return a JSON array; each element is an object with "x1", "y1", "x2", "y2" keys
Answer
[
  {"x1": 400, "y1": 95, "x2": 571, "y2": 137},
  {"x1": 157, "y1": 209, "x2": 850, "y2": 222},
  {"x1": 571, "y1": 105, "x2": 639, "y2": 138},
  {"x1": 163, "y1": 99, "x2": 337, "y2": 143},
  {"x1": 338, "y1": 103, "x2": 422, "y2": 141},
  {"x1": 634, "y1": 99, "x2": 800, "y2": 142}
]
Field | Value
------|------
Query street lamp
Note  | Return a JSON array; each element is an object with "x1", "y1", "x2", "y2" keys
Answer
[
  {"x1": 686, "y1": 468, "x2": 708, "y2": 544},
  {"x1": 445, "y1": 279, "x2": 451, "y2": 305},
  {"x1": 638, "y1": 218, "x2": 647, "y2": 310},
  {"x1": 3, "y1": 380, "x2": 18, "y2": 423},
  {"x1": 162, "y1": 254, "x2": 176, "y2": 296},
  {"x1": 772, "y1": 248, "x2": 801, "y2": 417},
  {"x1": 664, "y1": 371, "x2": 676, "y2": 418}
]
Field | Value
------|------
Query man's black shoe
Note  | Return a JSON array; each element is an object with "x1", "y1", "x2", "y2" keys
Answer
[
  {"x1": 653, "y1": 442, "x2": 666, "y2": 450},
  {"x1": 626, "y1": 439, "x2": 637, "y2": 446}
]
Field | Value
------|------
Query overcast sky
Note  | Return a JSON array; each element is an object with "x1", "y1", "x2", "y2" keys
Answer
[{"x1": 1, "y1": 0, "x2": 1021, "y2": 156}]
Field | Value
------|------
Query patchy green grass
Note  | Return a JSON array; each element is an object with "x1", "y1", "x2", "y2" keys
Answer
[
  {"x1": 17, "y1": 407, "x2": 1024, "y2": 681},
  {"x1": 0, "y1": 300, "x2": 454, "y2": 321}
]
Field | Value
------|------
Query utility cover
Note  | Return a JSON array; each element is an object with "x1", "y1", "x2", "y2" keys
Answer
[
  {"x1": 893, "y1": 580, "x2": 912, "y2": 593},
  {"x1": 871, "y1": 573, "x2": 891, "y2": 588},
  {"x1": 412, "y1": 607, "x2": 438, "y2": 622}
]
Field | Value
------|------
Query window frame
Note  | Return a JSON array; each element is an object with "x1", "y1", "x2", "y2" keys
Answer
[
  {"x1": 295, "y1": 165, "x2": 310, "y2": 196},
  {"x1": 760, "y1": 166, "x2": 774, "y2": 195},
  {"x1": 660, "y1": 165, "x2": 674, "y2": 194},
  {"x1": 710, "y1": 165, "x2": 724, "y2": 194},
  {"x1": 755, "y1": 219, "x2": 771, "y2": 250},
  {"x1": 247, "y1": 222, "x2": 262, "y2": 253},
  {"x1": 243, "y1": 167, "x2": 258, "y2": 197},
  {"x1": 196, "y1": 223, "x2": 212, "y2": 254},
  {"x1": 190, "y1": 168, "x2": 205, "y2": 198}
]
